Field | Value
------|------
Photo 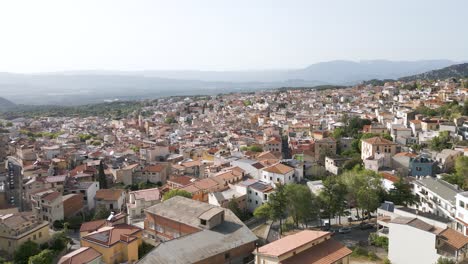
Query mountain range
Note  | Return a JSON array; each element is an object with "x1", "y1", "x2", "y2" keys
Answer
[
  {"x1": 0, "y1": 60, "x2": 461, "y2": 105},
  {"x1": 399, "y1": 63, "x2": 468, "y2": 81}
]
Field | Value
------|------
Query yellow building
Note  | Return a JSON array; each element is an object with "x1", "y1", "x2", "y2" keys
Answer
[
  {"x1": 0, "y1": 212, "x2": 50, "y2": 255},
  {"x1": 81, "y1": 224, "x2": 142, "y2": 264}
]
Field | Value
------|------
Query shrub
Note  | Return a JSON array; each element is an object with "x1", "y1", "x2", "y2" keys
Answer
[
  {"x1": 383, "y1": 258, "x2": 392, "y2": 264},
  {"x1": 368, "y1": 251, "x2": 378, "y2": 261},
  {"x1": 351, "y1": 246, "x2": 368, "y2": 257}
]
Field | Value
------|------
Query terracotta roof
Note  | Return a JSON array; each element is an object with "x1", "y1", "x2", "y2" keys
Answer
[
  {"x1": 82, "y1": 224, "x2": 141, "y2": 247},
  {"x1": 58, "y1": 247, "x2": 102, "y2": 264},
  {"x1": 282, "y1": 238, "x2": 352, "y2": 264},
  {"x1": 142, "y1": 164, "x2": 166, "y2": 173},
  {"x1": 42, "y1": 191, "x2": 61, "y2": 202},
  {"x1": 79, "y1": 219, "x2": 106, "y2": 232},
  {"x1": 168, "y1": 175, "x2": 196, "y2": 186},
  {"x1": 362, "y1": 137, "x2": 396, "y2": 145},
  {"x1": 439, "y1": 228, "x2": 468, "y2": 249},
  {"x1": 257, "y1": 230, "x2": 329, "y2": 257},
  {"x1": 394, "y1": 152, "x2": 417, "y2": 158},
  {"x1": 95, "y1": 189, "x2": 124, "y2": 201},
  {"x1": 380, "y1": 172, "x2": 399, "y2": 183},
  {"x1": 263, "y1": 163, "x2": 294, "y2": 175}
]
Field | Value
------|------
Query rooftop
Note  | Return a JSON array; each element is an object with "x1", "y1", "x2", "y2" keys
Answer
[{"x1": 257, "y1": 230, "x2": 329, "y2": 257}]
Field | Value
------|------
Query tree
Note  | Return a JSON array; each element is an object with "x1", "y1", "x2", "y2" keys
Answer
[
  {"x1": 49, "y1": 231, "x2": 70, "y2": 251},
  {"x1": 93, "y1": 206, "x2": 111, "y2": 220},
  {"x1": 436, "y1": 257, "x2": 456, "y2": 264},
  {"x1": 455, "y1": 156, "x2": 468, "y2": 181},
  {"x1": 28, "y1": 249, "x2": 55, "y2": 264},
  {"x1": 253, "y1": 184, "x2": 288, "y2": 235},
  {"x1": 14, "y1": 241, "x2": 40, "y2": 264},
  {"x1": 98, "y1": 160, "x2": 107, "y2": 189},
  {"x1": 284, "y1": 184, "x2": 319, "y2": 228},
  {"x1": 163, "y1": 189, "x2": 192, "y2": 201},
  {"x1": 430, "y1": 131, "x2": 452, "y2": 151},
  {"x1": 387, "y1": 177, "x2": 419, "y2": 206},
  {"x1": 319, "y1": 176, "x2": 348, "y2": 225},
  {"x1": 228, "y1": 197, "x2": 247, "y2": 221}
]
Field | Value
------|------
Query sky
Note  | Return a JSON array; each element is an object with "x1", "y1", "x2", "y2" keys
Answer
[{"x1": 0, "y1": 0, "x2": 467, "y2": 73}]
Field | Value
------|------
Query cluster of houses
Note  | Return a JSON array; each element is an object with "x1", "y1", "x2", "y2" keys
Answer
[{"x1": 0, "y1": 78, "x2": 467, "y2": 263}]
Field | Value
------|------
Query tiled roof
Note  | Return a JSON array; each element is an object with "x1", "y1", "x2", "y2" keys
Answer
[
  {"x1": 362, "y1": 137, "x2": 396, "y2": 145},
  {"x1": 142, "y1": 164, "x2": 165, "y2": 173},
  {"x1": 130, "y1": 188, "x2": 161, "y2": 202},
  {"x1": 82, "y1": 224, "x2": 141, "y2": 247},
  {"x1": 95, "y1": 189, "x2": 124, "y2": 201},
  {"x1": 439, "y1": 228, "x2": 468, "y2": 249},
  {"x1": 263, "y1": 163, "x2": 294, "y2": 175},
  {"x1": 282, "y1": 239, "x2": 352, "y2": 264},
  {"x1": 257, "y1": 230, "x2": 329, "y2": 257},
  {"x1": 58, "y1": 247, "x2": 102, "y2": 264},
  {"x1": 79, "y1": 219, "x2": 106, "y2": 232}
]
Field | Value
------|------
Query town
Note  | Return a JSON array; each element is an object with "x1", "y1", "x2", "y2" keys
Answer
[{"x1": 0, "y1": 76, "x2": 467, "y2": 264}]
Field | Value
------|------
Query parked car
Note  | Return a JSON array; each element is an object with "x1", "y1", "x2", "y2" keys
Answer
[{"x1": 338, "y1": 227, "x2": 351, "y2": 234}]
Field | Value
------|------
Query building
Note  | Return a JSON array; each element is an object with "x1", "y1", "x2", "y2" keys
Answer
[
  {"x1": 65, "y1": 181, "x2": 99, "y2": 210},
  {"x1": 254, "y1": 230, "x2": 352, "y2": 264},
  {"x1": 413, "y1": 177, "x2": 460, "y2": 220},
  {"x1": 324, "y1": 156, "x2": 351, "y2": 175},
  {"x1": 261, "y1": 163, "x2": 295, "y2": 185},
  {"x1": 80, "y1": 224, "x2": 142, "y2": 264},
  {"x1": 94, "y1": 189, "x2": 125, "y2": 212},
  {"x1": 208, "y1": 187, "x2": 246, "y2": 211},
  {"x1": 63, "y1": 193, "x2": 84, "y2": 218},
  {"x1": 235, "y1": 179, "x2": 274, "y2": 213},
  {"x1": 141, "y1": 196, "x2": 257, "y2": 263},
  {"x1": 0, "y1": 212, "x2": 50, "y2": 255},
  {"x1": 409, "y1": 155, "x2": 437, "y2": 177},
  {"x1": 314, "y1": 138, "x2": 337, "y2": 163},
  {"x1": 31, "y1": 190, "x2": 64, "y2": 224},
  {"x1": 127, "y1": 188, "x2": 161, "y2": 223},
  {"x1": 455, "y1": 192, "x2": 468, "y2": 236},
  {"x1": 433, "y1": 149, "x2": 463, "y2": 173},
  {"x1": 361, "y1": 137, "x2": 397, "y2": 169},
  {"x1": 388, "y1": 217, "x2": 468, "y2": 264},
  {"x1": 58, "y1": 247, "x2": 103, "y2": 264}
]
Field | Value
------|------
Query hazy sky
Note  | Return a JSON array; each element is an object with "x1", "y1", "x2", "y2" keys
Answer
[{"x1": 0, "y1": 0, "x2": 467, "y2": 72}]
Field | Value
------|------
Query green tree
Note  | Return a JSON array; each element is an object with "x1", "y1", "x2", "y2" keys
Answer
[
  {"x1": 319, "y1": 176, "x2": 348, "y2": 225},
  {"x1": 28, "y1": 249, "x2": 55, "y2": 264},
  {"x1": 253, "y1": 184, "x2": 288, "y2": 235},
  {"x1": 455, "y1": 156, "x2": 468, "y2": 181},
  {"x1": 284, "y1": 184, "x2": 319, "y2": 228},
  {"x1": 49, "y1": 231, "x2": 70, "y2": 252},
  {"x1": 436, "y1": 257, "x2": 456, "y2": 264},
  {"x1": 429, "y1": 131, "x2": 452, "y2": 152},
  {"x1": 387, "y1": 177, "x2": 419, "y2": 206},
  {"x1": 98, "y1": 160, "x2": 107, "y2": 189},
  {"x1": 163, "y1": 189, "x2": 193, "y2": 201},
  {"x1": 227, "y1": 197, "x2": 247, "y2": 221},
  {"x1": 14, "y1": 241, "x2": 40, "y2": 264},
  {"x1": 93, "y1": 206, "x2": 111, "y2": 220}
]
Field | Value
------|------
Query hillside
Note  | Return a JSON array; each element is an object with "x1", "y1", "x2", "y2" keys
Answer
[
  {"x1": 0, "y1": 97, "x2": 16, "y2": 111},
  {"x1": 399, "y1": 63, "x2": 468, "y2": 81}
]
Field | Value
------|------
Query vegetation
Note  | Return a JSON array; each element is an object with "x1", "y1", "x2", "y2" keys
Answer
[
  {"x1": 98, "y1": 160, "x2": 108, "y2": 189},
  {"x1": 429, "y1": 131, "x2": 452, "y2": 151},
  {"x1": 369, "y1": 233, "x2": 389, "y2": 250},
  {"x1": 240, "y1": 145, "x2": 263, "y2": 152},
  {"x1": 228, "y1": 197, "x2": 250, "y2": 221},
  {"x1": 28, "y1": 249, "x2": 55, "y2": 264},
  {"x1": 0, "y1": 101, "x2": 143, "y2": 119},
  {"x1": 436, "y1": 257, "x2": 456, "y2": 264},
  {"x1": 386, "y1": 176, "x2": 419, "y2": 206},
  {"x1": 93, "y1": 206, "x2": 112, "y2": 220},
  {"x1": 253, "y1": 184, "x2": 288, "y2": 235},
  {"x1": 163, "y1": 189, "x2": 193, "y2": 201},
  {"x1": 14, "y1": 241, "x2": 40, "y2": 264},
  {"x1": 442, "y1": 156, "x2": 468, "y2": 190}
]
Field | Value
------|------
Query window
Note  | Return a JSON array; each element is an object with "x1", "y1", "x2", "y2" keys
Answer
[
  {"x1": 255, "y1": 192, "x2": 258, "y2": 196},
  {"x1": 200, "y1": 219, "x2": 207, "y2": 225},
  {"x1": 256, "y1": 201, "x2": 258, "y2": 205},
  {"x1": 109, "y1": 204, "x2": 114, "y2": 210},
  {"x1": 225, "y1": 253, "x2": 230, "y2": 259},
  {"x1": 33, "y1": 234, "x2": 36, "y2": 240},
  {"x1": 460, "y1": 201, "x2": 465, "y2": 208},
  {"x1": 264, "y1": 194, "x2": 268, "y2": 200},
  {"x1": 39, "y1": 232, "x2": 42, "y2": 238}
]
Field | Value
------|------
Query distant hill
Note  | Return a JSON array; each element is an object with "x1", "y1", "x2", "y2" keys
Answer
[
  {"x1": 0, "y1": 60, "x2": 460, "y2": 105},
  {"x1": 0, "y1": 97, "x2": 16, "y2": 110},
  {"x1": 399, "y1": 63, "x2": 468, "y2": 81}
]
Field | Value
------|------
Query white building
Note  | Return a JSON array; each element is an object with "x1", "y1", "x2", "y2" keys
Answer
[
  {"x1": 455, "y1": 192, "x2": 468, "y2": 236},
  {"x1": 127, "y1": 188, "x2": 161, "y2": 223},
  {"x1": 235, "y1": 179, "x2": 274, "y2": 213},
  {"x1": 389, "y1": 217, "x2": 468, "y2": 264},
  {"x1": 412, "y1": 177, "x2": 460, "y2": 220},
  {"x1": 261, "y1": 163, "x2": 295, "y2": 186},
  {"x1": 65, "y1": 181, "x2": 99, "y2": 210}
]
